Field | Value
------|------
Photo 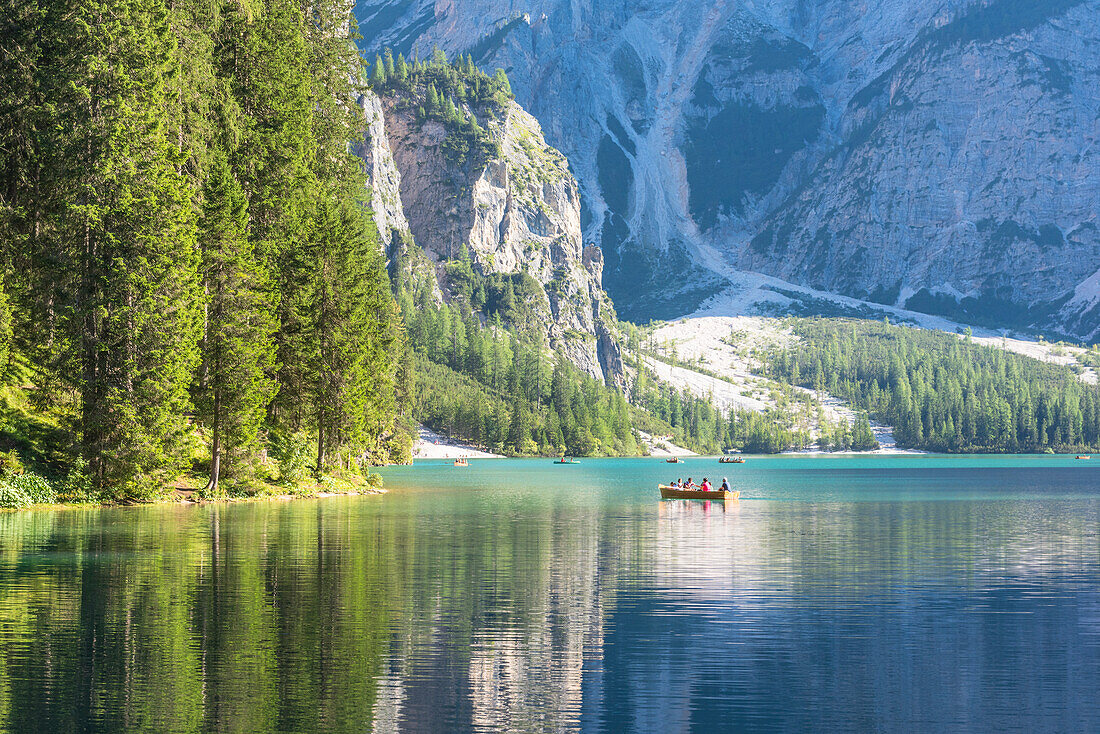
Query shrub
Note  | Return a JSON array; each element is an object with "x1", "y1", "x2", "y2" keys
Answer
[
  {"x1": 0, "y1": 472, "x2": 55, "y2": 508},
  {"x1": 269, "y1": 431, "x2": 313, "y2": 485},
  {"x1": 0, "y1": 450, "x2": 24, "y2": 477},
  {"x1": 0, "y1": 482, "x2": 30, "y2": 509},
  {"x1": 56, "y1": 458, "x2": 96, "y2": 503}
]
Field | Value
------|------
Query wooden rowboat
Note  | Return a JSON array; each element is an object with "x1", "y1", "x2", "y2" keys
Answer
[
  {"x1": 659, "y1": 484, "x2": 739, "y2": 500},
  {"x1": 1077, "y1": 455, "x2": 1091, "y2": 460},
  {"x1": 719, "y1": 457, "x2": 745, "y2": 464},
  {"x1": 665, "y1": 458, "x2": 683, "y2": 464}
]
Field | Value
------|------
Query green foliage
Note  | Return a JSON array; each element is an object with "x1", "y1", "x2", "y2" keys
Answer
[
  {"x1": 0, "y1": 450, "x2": 23, "y2": 477},
  {"x1": 768, "y1": 319, "x2": 1100, "y2": 453},
  {"x1": 196, "y1": 151, "x2": 277, "y2": 489},
  {"x1": 370, "y1": 46, "x2": 511, "y2": 167},
  {"x1": 0, "y1": 482, "x2": 31, "y2": 510},
  {"x1": 306, "y1": 197, "x2": 401, "y2": 472},
  {"x1": 397, "y1": 262, "x2": 639, "y2": 457},
  {"x1": 0, "y1": 0, "x2": 409, "y2": 499},
  {"x1": 442, "y1": 255, "x2": 546, "y2": 333},
  {"x1": 268, "y1": 430, "x2": 313, "y2": 486},
  {"x1": 0, "y1": 473, "x2": 55, "y2": 509},
  {"x1": 630, "y1": 365, "x2": 814, "y2": 455}
]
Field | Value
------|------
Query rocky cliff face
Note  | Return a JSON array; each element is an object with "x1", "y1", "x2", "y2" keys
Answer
[
  {"x1": 358, "y1": 87, "x2": 625, "y2": 385},
  {"x1": 356, "y1": 0, "x2": 1100, "y2": 340},
  {"x1": 357, "y1": 91, "x2": 411, "y2": 251}
]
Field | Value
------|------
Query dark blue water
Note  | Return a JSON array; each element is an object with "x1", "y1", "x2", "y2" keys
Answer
[{"x1": 2, "y1": 455, "x2": 1099, "y2": 732}]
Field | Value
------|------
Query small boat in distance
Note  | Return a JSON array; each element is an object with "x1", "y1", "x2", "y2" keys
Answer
[
  {"x1": 1077, "y1": 455, "x2": 1091, "y2": 460},
  {"x1": 665, "y1": 458, "x2": 683, "y2": 464},
  {"x1": 659, "y1": 484, "x2": 739, "y2": 500},
  {"x1": 719, "y1": 457, "x2": 746, "y2": 464},
  {"x1": 554, "y1": 457, "x2": 580, "y2": 464},
  {"x1": 453, "y1": 458, "x2": 469, "y2": 467}
]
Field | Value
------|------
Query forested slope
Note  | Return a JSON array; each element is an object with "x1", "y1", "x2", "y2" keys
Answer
[
  {"x1": 767, "y1": 320, "x2": 1100, "y2": 453},
  {"x1": 0, "y1": 0, "x2": 407, "y2": 502}
]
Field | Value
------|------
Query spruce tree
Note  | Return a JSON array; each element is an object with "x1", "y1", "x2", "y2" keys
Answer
[
  {"x1": 426, "y1": 85, "x2": 441, "y2": 117},
  {"x1": 310, "y1": 196, "x2": 397, "y2": 471},
  {"x1": 371, "y1": 54, "x2": 386, "y2": 87},
  {"x1": 196, "y1": 152, "x2": 277, "y2": 492},
  {"x1": 68, "y1": 0, "x2": 203, "y2": 495}
]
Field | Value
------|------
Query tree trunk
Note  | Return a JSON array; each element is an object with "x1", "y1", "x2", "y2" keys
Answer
[
  {"x1": 316, "y1": 419, "x2": 324, "y2": 478},
  {"x1": 205, "y1": 385, "x2": 221, "y2": 493}
]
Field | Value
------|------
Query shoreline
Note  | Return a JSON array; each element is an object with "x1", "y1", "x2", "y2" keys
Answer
[
  {"x1": 1, "y1": 484, "x2": 388, "y2": 514},
  {"x1": 412, "y1": 425, "x2": 504, "y2": 459},
  {"x1": 7, "y1": 451, "x2": 1091, "y2": 513}
]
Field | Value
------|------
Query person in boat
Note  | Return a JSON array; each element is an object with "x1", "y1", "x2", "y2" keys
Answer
[
  {"x1": 701, "y1": 477, "x2": 712, "y2": 492},
  {"x1": 673, "y1": 478, "x2": 682, "y2": 488},
  {"x1": 720, "y1": 477, "x2": 730, "y2": 493},
  {"x1": 684, "y1": 477, "x2": 695, "y2": 489}
]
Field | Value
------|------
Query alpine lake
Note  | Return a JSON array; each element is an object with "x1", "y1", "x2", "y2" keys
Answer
[{"x1": 2, "y1": 455, "x2": 1100, "y2": 732}]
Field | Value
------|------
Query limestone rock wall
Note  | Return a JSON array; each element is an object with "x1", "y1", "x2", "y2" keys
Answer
[
  {"x1": 357, "y1": 0, "x2": 1100, "y2": 339},
  {"x1": 359, "y1": 89, "x2": 626, "y2": 386}
]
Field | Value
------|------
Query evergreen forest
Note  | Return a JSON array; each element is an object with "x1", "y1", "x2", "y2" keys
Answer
[
  {"x1": 0, "y1": 0, "x2": 405, "y2": 502},
  {"x1": 766, "y1": 319, "x2": 1100, "y2": 453}
]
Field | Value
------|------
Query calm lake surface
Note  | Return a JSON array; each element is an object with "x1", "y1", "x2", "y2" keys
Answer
[{"x1": 2, "y1": 455, "x2": 1100, "y2": 732}]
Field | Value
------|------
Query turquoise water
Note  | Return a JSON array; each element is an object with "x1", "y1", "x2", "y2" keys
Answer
[{"x1": 1, "y1": 455, "x2": 1099, "y2": 732}]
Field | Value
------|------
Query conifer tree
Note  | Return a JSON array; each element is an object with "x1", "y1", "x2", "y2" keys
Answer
[
  {"x1": 196, "y1": 152, "x2": 277, "y2": 492},
  {"x1": 310, "y1": 197, "x2": 397, "y2": 470},
  {"x1": 371, "y1": 54, "x2": 386, "y2": 87},
  {"x1": 384, "y1": 47, "x2": 395, "y2": 78},
  {"x1": 426, "y1": 85, "x2": 441, "y2": 116},
  {"x1": 494, "y1": 68, "x2": 513, "y2": 97},
  {"x1": 68, "y1": 0, "x2": 204, "y2": 495}
]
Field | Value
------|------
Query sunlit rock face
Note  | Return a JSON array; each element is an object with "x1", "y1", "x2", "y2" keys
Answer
[
  {"x1": 357, "y1": 0, "x2": 1100, "y2": 338},
  {"x1": 358, "y1": 88, "x2": 625, "y2": 386}
]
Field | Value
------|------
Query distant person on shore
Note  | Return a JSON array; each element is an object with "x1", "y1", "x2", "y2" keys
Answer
[{"x1": 701, "y1": 478, "x2": 712, "y2": 492}]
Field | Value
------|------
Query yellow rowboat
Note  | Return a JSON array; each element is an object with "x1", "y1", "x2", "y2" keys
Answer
[{"x1": 659, "y1": 484, "x2": 739, "y2": 500}]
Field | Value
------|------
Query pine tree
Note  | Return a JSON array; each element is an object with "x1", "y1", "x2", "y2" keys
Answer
[
  {"x1": 383, "y1": 47, "x2": 395, "y2": 79},
  {"x1": 68, "y1": 0, "x2": 204, "y2": 495},
  {"x1": 494, "y1": 68, "x2": 513, "y2": 97},
  {"x1": 426, "y1": 84, "x2": 441, "y2": 116},
  {"x1": 196, "y1": 152, "x2": 277, "y2": 492},
  {"x1": 371, "y1": 54, "x2": 386, "y2": 87},
  {"x1": 311, "y1": 197, "x2": 398, "y2": 470}
]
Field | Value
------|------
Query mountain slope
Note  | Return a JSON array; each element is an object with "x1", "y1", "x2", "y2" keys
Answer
[
  {"x1": 357, "y1": 61, "x2": 625, "y2": 385},
  {"x1": 356, "y1": 0, "x2": 1100, "y2": 340}
]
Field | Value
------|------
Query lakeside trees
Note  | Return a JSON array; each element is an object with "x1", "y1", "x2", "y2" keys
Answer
[
  {"x1": 0, "y1": 0, "x2": 405, "y2": 499},
  {"x1": 397, "y1": 262, "x2": 640, "y2": 457}
]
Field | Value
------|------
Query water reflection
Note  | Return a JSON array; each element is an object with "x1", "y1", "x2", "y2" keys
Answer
[{"x1": 1, "y1": 459, "x2": 1099, "y2": 732}]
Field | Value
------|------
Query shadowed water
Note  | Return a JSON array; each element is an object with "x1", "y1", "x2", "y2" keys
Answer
[{"x1": 1, "y1": 455, "x2": 1099, "y2": 732}]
